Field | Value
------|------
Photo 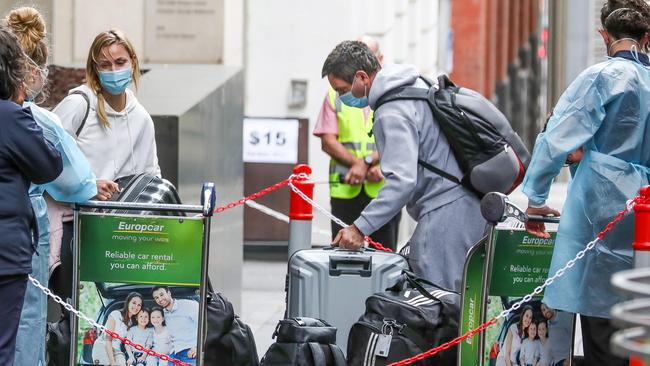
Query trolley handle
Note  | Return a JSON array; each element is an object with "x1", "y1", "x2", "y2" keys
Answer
[
  {"x1": 527, "y1": 214, "x2": 561, "y2": 224},
  {"x1": 480, "y1": 192, "x2": 561, "y2": 225}
]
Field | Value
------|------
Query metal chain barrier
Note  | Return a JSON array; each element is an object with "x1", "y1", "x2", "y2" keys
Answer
[
  {"x1": 27, "y1": 275, "x2": 191, "y2": 366},
  {"x1": 388, "y1": 196, "x2": 643, "y2": 366}
]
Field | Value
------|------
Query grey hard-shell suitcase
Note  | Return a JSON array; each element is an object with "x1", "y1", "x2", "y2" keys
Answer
[{"x1": 286, "y1": 248, "x2": 409, "y2": 353}]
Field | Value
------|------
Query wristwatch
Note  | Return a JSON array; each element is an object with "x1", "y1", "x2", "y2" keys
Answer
[{"x1": 364, "y1": 155, "x2": 374, "y2": 166}]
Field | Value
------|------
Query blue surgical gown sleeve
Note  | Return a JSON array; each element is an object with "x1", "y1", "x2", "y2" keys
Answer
[
  {"x1": 521, "y1": 66, "x2": 622, "y2": 206},
  {"x1": 26, "y1": 103, "x2": 97, "y2": 202}
]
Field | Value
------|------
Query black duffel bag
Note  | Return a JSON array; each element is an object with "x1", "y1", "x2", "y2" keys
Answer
[
  {"x1": 347, "y1": 271, "x2": 461, "y2": 366},
  {"x1": 204, "y1": 290, "x2": 260, "y2": 366},
  {"x1": 261, "y1": 317, "x2": 346, "y2": 366}
]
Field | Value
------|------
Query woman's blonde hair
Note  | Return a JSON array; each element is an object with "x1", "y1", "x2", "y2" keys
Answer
[
  {"x1": 86, "y1": 29, "x2": 140, "y2": 128},
  {"x1": 4, "y1": 6, "x2": 48, "y2": 102},
  {"x1": 4, "y1": 7, "x2": 47, "y2": 65}
]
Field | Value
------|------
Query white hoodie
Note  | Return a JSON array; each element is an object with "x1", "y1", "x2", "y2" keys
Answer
[{"x1": 54, "y1": 84, "x2": 161, "y2": 181}]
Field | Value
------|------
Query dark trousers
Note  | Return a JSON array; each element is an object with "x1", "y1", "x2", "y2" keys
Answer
[
  {"x1": 580, "y1": 314, "x2": 628, "y2": 366},
  {"x1": 49, "y1": 221, "x2": 74, "y2": 302},
  {"x1": 0, "y1": 274, "x2": 28, "y2": 366},
  {"x1": 330, "y1": 191, "x2": 401, "y2": 251}
]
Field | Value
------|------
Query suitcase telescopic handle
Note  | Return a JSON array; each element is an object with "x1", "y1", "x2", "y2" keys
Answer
[{"x1": 329, "y1": 256, "x2": 372, "y2": 277}]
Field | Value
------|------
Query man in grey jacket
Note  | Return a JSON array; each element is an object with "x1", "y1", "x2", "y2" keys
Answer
[{"x1": 323, "y1": 40, "x2": 486, "y2": 291}]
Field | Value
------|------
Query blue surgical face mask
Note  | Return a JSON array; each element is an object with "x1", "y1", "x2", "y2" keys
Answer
[
  {"x1": 98, "y1": 66, "x2": 132, "y2": 95},
  {"x1": 339, "y1": 76, "x2": 369, "y2": 108}
]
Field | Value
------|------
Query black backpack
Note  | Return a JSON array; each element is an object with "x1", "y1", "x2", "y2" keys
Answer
[
  {"x1": 261, "y1": 317, "x2": 346, "y2": 366},
  {"x1": 204, "y1": 290, "x2": 260, "y2": 366},
  {"x1": 375, "y1": 75, "x2": 530, "y2": 197},
  {"x1": 347, "y1": 271, "x2": 461, "y2": 366}
]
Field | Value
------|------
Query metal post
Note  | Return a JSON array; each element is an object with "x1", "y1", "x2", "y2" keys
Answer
[
  {"x1": 634, "y1": 186, "x2": 650, "y2": 268},
  {"x1": 288, "y1": 164, "x2": 314, "y2": 257}
]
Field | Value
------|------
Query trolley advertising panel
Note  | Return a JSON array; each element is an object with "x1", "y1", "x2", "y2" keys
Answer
[
  {"x1": 71, "y1": 197, "x2": 213, "y2": 366},
  {"x1": 459, "y1": 225, "x2": 576, "y2": 366}
]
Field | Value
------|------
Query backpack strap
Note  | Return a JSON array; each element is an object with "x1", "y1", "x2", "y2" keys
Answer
[
  {"x1": 374, "y1": 86, "x2": 429, "y2": 110},
  {"x1": 69, "y1": 90, "x2": 90, "y2": 137},
  {"x1": 417, "y1": 160, "x2": 462, "y2": 185},
  {"x1": 373, "y1": 81, "x2": 465, "y2": 187},
  {"x1": 308, "y1": 342, "x2": 326, "y2": 365},
  {"x1": 329, "y1": 344, "x2": 347, "y2": 366}
]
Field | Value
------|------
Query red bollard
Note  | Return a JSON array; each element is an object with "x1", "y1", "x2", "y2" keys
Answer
[
  {"x1": 633, "y1": 186, "x2": 650, "y2": 268},
  {"x1": 288, "y1": 164, "x2": 314, "y2": 256},
  {"x1": 631, "y1": 356, "x2": 646, "y2": 366}
]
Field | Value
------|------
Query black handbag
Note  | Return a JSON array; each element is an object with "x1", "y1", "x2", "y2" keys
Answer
[
  {"x1": 261, "y1": 317, "x2": 346, "y2": 366},
  {"x1": 347, "y1": 271, "x2": 461, "y2": 366}
]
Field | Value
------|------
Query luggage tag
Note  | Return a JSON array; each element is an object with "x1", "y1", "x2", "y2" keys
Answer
[
  {"x1": 374, "y1": 334, "x2": 392, "y2": 358},
  {"x1": 377, "y1": 319, "x2": 399, "y2": 358}
]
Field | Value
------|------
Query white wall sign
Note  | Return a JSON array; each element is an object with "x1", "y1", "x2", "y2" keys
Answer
[{"x1": 243, "y1": 118, "x2": 299, "y2": 164}]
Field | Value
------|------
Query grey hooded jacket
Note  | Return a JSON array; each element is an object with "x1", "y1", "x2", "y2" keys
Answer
[{"x1": 353, "y1": 63, "x2": 473, "y2": 235}]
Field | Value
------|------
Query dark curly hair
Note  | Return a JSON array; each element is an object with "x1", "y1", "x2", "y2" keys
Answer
[
  {"x1": 321, "y1": 40, "x2": 380, "y2": 83},
  {"x1": 600, "y1": 0, "x2": 650, "y2": 27},
  {"x1": 606, "y1": 8, "x2": 650, "y2": 40},
  {"x1": 600, "y1": 0, "x2": 650, "y2": 51},
  {"x1": 0, "y1": 26, "x2": 27, "y2": 100}
]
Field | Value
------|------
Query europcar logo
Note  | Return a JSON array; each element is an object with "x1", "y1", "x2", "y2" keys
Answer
[
  {"x1": 116, "y1": 221, "x2": 166, "y2": 234},
  {"x1": 519, "y1": 235, "x2": 553, "y2": 247}
]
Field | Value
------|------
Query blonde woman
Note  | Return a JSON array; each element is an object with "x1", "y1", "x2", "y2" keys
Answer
[
  {"x1": 55, "y1": 29, "x2": 160, "y2": 182},
  {"x1": 51, "y1": 29, "x2": 161, "y2": 304},
  {"x1": 4, "y1": 6, "x2": 99, "y2": 366}
]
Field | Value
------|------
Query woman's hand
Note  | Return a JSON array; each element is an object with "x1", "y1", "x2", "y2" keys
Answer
[{"x1": 95, "y1": 179, "x2": 120, "y2": 200}]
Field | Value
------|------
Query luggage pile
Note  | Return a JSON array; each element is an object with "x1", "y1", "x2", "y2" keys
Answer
[{"x1": 259, "y1": 248, "x2": 461, "y2": 366}]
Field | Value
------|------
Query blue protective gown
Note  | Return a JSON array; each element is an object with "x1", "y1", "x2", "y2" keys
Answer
[
  {"x1": 521, "y1": 52, "x2": 650, "y2": 318},
  {"x1": 14, "y1": 102, "x2": 97, "y2": 366}
]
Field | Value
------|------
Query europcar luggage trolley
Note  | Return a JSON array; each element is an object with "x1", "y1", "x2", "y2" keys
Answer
[
  {"x1": 457, "y1": 193, "x2": 576, "y2": 366},
  {"x1": 70, "y1": 183, "x2": 216, "y2": 366}
]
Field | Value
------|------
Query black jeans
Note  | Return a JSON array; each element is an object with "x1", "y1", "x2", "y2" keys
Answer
[
  {"x1": 330, "y1": 190, "x2": 401, "y2": 251},
  {"x1": 0, "y1": 274, "x2": 28, "y2": 366},
  {"x1": 580, "y1": 314, "x2": 628, "y2": 366},
  {"x1": 49, "y1": 221, "x2": 74, "y2": 302}
]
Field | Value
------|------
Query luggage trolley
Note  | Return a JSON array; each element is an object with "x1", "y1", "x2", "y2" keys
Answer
[
  {"x1": 70, "y1": 183, "x2": 216, "y2": 366},
  {"x1": 457, "y1": 193, "x2": 580, "y2": 366}
]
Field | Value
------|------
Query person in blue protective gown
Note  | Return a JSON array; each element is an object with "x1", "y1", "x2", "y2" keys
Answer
[
  {"x1": 4, "y1": 7, "x2": 108, "y2": 366},
  {"x1": 521, "y1": 3, "x2": 650, "y2": 365}
]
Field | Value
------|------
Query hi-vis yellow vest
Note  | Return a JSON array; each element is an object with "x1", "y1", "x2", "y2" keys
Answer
[{"x1": 328, "y1": 88, "x2": 383, "y2": 199}]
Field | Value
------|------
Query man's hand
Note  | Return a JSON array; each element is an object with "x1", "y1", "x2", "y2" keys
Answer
[
  {"x1": 525, "y1": 205, "x2": 561, "y2": 239},
  {"x1": 95, "y1": 179, "x2": 120, "y2": 201},
  {"x1": 188, "y1": 347, "x2": 197, "y2": 359},
  {"x1": 332, "y1": 224, "x2": 365, "y2": 250},
  {"x1": 366, "y1": 165, "x2": 383, "y2": 183},
  {"x1": 344, "y1": 159, "x2": 368, "y2": 185}
]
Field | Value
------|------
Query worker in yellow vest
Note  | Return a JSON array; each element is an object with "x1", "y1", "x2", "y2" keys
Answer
[{"x1": 313, "y1": 36, "x2": 401, "y2": 250}]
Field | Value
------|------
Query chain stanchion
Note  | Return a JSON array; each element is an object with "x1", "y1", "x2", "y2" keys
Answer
[{"x1": 287, "y1": 179, "x2": 394, "y2": 252}]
